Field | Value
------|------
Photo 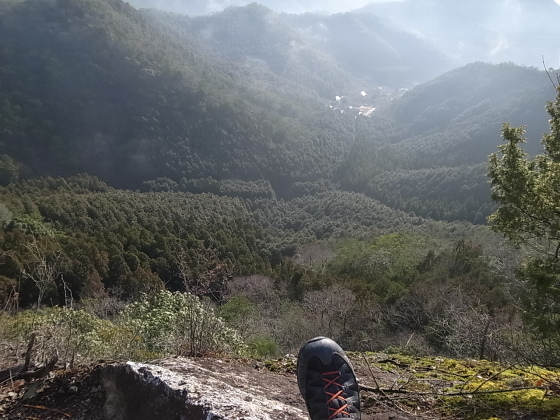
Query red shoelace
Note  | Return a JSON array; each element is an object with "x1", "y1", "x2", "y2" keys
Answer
[{"x1": 321, "y1": 370, "x2": 351, "y2": 419}]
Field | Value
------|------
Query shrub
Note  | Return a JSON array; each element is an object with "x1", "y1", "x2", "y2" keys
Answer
[
  {"x1": 120, "y1": 290, "x2": 244, "y2": 357},
  {"x1": 0, "y1": 307, "x2": 118, "y2": 366},
  {"x1": 0, "y1": 291, "x2": 244, "y2": 366},
  {"x1": 248, "y1": 337, "x2": 278, "y2": 358}
]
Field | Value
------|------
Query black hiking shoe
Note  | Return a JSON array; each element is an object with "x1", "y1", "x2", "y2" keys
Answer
[{"x1": 297, "y1": 337, "x2": 361, "y2": 420}]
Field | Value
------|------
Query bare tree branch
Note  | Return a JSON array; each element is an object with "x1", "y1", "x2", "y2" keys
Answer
[{"x1": 543, "y1": 55, "x2": 558, "y2": 89}]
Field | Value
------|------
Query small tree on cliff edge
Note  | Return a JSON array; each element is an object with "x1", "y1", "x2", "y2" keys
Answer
[
  {"x1": 488, "y1": 86, "x2": 560, "y2": 258},
  {"x1": 488, "y1": 85, "x2": 560, "y2": 364}
]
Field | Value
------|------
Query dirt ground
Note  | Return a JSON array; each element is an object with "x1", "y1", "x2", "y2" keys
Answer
[
  {"x1": 0, "y1": 365, "x2": 106, "y2": 419},
  {"x1": 0, "y1": 356, "x2": 432, "y2": 419}
]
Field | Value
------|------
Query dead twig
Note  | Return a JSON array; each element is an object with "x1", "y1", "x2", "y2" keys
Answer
[
  {"x1": 470, "y1": 364, "x2": 517, "y2": 394},
  {"x1": 359, "y1": 353, "x2": 407, "y2": 413},
  {"x1": 21, "y1": 404, "x2": 71, "y2": 417},
  {"x1": 543, "y1": 55, "x2": 558, "y2": 89},
  {"x1": 23, "y1": 333, "x2": 36, "y2": 372},
  {"x1": 19, "y1": 355, "x2": 58, "y2": 381},
  {"x1": 0, "y1": 364, "x2": 28, "y2": 383},
  {"x1": 516, "y1": 365, "x2": 560, "y2": 390},
  {"x1": 377, "y1": 358, "x2": 409, "y2": 368},
  {"x1": 360, "y1": 356, "x2": 418, "y2": 412},
  {"x1": 361, "y1": 384, "x2": 545, "y2": 397},
  {"x1": 414, "y1": 366, "x2": 471, "y2": 379},
  {"x1": 0, "y1": 354, "x2": 58, "y2": 384},
  {"x1": 360, "y1": 353, "x2": 382, "y2": 390}
]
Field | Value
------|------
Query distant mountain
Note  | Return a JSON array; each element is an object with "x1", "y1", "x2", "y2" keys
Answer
[
  {"x1": 387, "y1": 62, "x2": 554, "y2": 162},
  {"x1": 125, "y1": 0, "x2": 560, "y2": 71},
  {"x1": 357, "y1": 0, "x2": 560, "y2": 69},
  {"x1": 0, "y1": 0, "x2": 353, "y2": 190},
  {"x1": 284, "y1": 11, "x2": 454, "y2": 87},
  {"x1": 124, "y1": 0, "x2": 376, "y2": 16},
  {"x1": 183, "y1": 4, "x2": 453, "y2": 90},
  {"x1": 0, "y1": 0, "x2": 557, "y2": 224},
  {"x1": 338, "y1": 62, "x2": 556, "y2": 222},
  {"x1": 185, "y1": 4, "x2": 353, "y2": 97}
]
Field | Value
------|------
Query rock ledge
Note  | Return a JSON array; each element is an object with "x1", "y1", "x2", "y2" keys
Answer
[{"x1": 101, "y1": 359, "x2": 307, "y2": 420}]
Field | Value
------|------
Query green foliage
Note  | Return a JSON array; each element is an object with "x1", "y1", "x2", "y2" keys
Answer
[
  {"x1": 0, "y1": 173, "x2": 431, "y2": 307},
  {"x1": 6, "y1": 214, "x2": 55, "y2": 236},
  {"x1": 489, "y1": 87, "x2": 560, "y2": 258},
  {"x1": 1, "y1": 307, "x2": 118, "y2": 365},
  {"x1": 121, "y1": 290, "x2": 243, "y2": 357},
  {"x1": 247, "y1": 337, "x2": 278, "y2": 358},
  {"x1": 0, "y1": 171, "x2": 521, "y2": 359},
  {"x1": 488, "y1": 86, "x2": 560, "y2": 365},
  {"x1": 0, "y1": 0, "x2": 551, "y2": 225},
  {"x1": 0, "y1": 154, "x2": 19, "y2": 185},
  {"x1": 519, "y1": 258, "x2": 560, "y2": 337},
  {"x1": 0, "y1": 294, "x2": 245, "y2": 365},
  {"x1": 328, "y1": 233, "x2": 436, "y2": 295},
  {"x1": 513, "y1": 258, "x2": 560, "y2": 366},
  {"x1": 0, "y1": 0, "x2": 554, "y2": 373},
  {"x1": 219, "y1": 295, "x2": 255, "y2": 324},
  {"x1": 323, "y1": 235, "x2": 512, "y2": 358},
  {"x1": 0, "y1": 0, "x2": 356, "y2": 191},
  {"x1": 336, "y1": 63, "x2": 552, "y2": 223}
]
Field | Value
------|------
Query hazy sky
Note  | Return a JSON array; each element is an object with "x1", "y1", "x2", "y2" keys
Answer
[
  {"x1": 126, "y1": 0, "x2": 404, "y2": 15},
  {"x1": 127, "y1": 0, "x2": 560, "y2": 69}
]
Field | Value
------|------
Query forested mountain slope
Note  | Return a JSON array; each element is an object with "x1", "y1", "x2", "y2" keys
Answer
[
  {"x1": 338, "y1": 63, "x2": 556, "y2": 222},
  {"x1": 0, "y1": 0, "x2": 556, "y2": 224},
  {"x1": 3, "y1": 0, "x2": 560, "y2": 373},
  {"x1": 388, "y1": 62, "x2": 553, "y2": 162},
  {"x1": 284, "y1": 11, "x2": 453, "y2": 87},
  {"x1": 0, "y1": 0, "x2": 353, "y2": 191},
  {"x1": 185, "y1": 4, "x2": 353, "y2": 97},
  {"x1": 0, "y1": 174, "x2": 421, "y2": 306}
]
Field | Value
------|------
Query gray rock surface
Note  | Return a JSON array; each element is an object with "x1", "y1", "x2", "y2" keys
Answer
[{"x1": 101, "y1": 359, "x2": 307, "y2": 420}]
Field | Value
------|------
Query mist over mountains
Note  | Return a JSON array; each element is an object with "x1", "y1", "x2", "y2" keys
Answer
[
  {"x1": 125, "y1": 0, "x2": 391, "y2": 15},
  {"x1": 0, "y1": 0, "x2": 557, "y2": 224},
  {"x1": 359, "y1": 0, "x2": 560, "y2": 69},
  {"x1": 127, "y1": 0, "x2": 560, "y2": 70}
]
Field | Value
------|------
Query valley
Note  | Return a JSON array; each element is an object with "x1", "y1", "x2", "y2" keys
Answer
[{"x1": 1, "y1": 2, "x2": 560, "y2": 418}]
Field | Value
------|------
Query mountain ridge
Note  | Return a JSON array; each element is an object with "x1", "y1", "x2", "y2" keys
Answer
[{"x1": 0, "y1": 0, "x2": 556, "y2": 224}]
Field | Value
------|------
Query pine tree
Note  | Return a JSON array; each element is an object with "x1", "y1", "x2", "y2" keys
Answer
[
  {"x1": 488, "y1": 86, "x2": 560, "y2": 258},
  {"x1": 488, "y1": 85, "x2": 560, "y2": 365}
]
